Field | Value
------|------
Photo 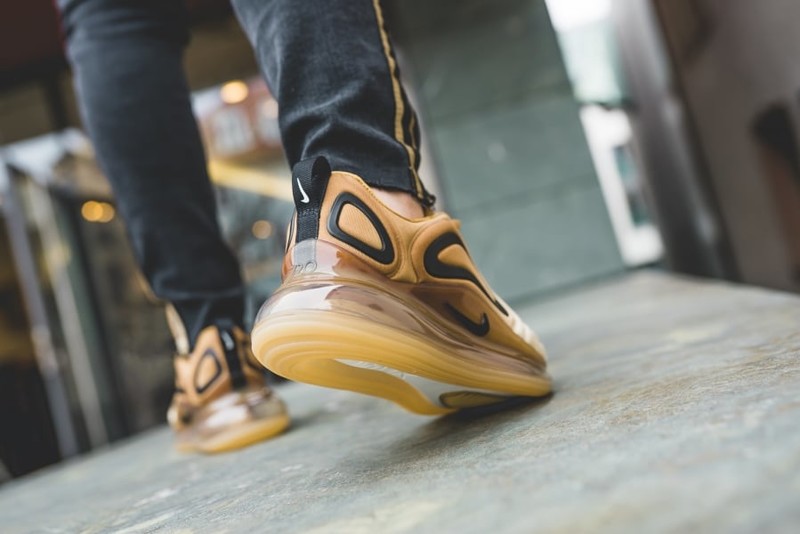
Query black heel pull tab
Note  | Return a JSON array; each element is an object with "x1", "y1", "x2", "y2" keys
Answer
[
  {"x1": 215, "y1": 319, "x2": 246, "y2": 390},
  {"x1": 292, "y1": 156, "x2": 332, "y2": 242}
]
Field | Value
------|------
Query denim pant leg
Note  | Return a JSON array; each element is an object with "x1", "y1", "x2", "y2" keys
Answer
[
  {"x1": 230, "y1": 0, "x2": 433, "y2": 206},
  {"x1": 58, "y1": 0, "x2": 245, "y2": 346}
]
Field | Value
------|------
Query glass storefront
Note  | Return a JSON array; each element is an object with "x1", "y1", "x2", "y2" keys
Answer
[{"x1": 0, "y1": 78, "x2": 296, "y2": 468}]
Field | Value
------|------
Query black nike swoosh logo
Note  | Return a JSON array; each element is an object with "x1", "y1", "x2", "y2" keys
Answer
[{"x1": 444, "y1": 302, "x2": 490, "y2": 337}]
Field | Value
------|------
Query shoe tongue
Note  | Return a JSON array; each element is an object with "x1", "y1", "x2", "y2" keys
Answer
[{"x1": 292, "y1": 156, "x2": 331, "y2": 242}]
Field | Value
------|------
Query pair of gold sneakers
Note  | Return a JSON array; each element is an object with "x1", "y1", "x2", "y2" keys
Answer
[{"x1": 169, "y1": 157, "x2": 551, "y2": 452}]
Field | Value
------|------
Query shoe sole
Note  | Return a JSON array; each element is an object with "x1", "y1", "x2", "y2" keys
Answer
[
  {"x1": 252, "y1": 308, "x2": 551, "y2": 416},
  {"x1": 176, "y1": 414, "x2": 290, "y2": 454}
]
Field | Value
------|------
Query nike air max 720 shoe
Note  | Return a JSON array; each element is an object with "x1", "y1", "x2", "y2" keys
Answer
[
  {"x1": 167, "y1": 318, "x2": 289, "y2": 452},
  {"x1": 252, "y1": 157, "x2": 551, "y2": 415}
]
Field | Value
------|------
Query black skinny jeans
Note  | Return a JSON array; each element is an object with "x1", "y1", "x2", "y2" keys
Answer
[{"x1": 57, "y1": 0, "x2": 429, "y2": 345}]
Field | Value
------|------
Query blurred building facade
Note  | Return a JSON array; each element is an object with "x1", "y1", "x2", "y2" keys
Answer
[{"x1": 385, "y1": 0, "x2": 625, "y2": 300}]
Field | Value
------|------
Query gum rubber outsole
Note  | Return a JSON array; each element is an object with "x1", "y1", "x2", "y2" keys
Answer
[
  {"x1": 176, "y1": 414, "x2": 290, "y2": 454},
  {"x1": 251, "y1": 311, "x2": 552, "y2": 416}
]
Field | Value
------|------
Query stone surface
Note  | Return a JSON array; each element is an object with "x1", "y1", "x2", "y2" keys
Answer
[
  {"x1": 429, "y1": 94, "x2": 596, "y2": 215},
  {"x1": 459, "y1": 182, "x2": 622, "y2": 301},
  {"x1": 391, "y1": 0, "x2": 568, "y2": 123},
  {"x1": 1, "y1": 272, "x2": 799, "y2": 533}
]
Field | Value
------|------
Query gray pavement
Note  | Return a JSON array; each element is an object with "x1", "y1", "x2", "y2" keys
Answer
[{"x1": 1, "y1": 272, "x2": 799, "y2": 533}]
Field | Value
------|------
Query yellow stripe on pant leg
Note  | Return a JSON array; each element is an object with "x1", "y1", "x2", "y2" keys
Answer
[
  {"x1": 371, "y1": 0, "x2": 425, "y2": 201},
  {"x1": 409, "y1": 112, "x2": 419, "y2": 155}
]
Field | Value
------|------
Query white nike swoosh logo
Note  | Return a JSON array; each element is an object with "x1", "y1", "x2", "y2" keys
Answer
[{"x1": 296, "y1": 177, "x2": 310, "y2": 204}]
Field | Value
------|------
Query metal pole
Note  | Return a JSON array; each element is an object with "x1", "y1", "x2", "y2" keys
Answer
[
  {"x1": 26, "y1": 176, "x2": 109, "y2": 448},
  {"x1": 0, "y1": 161, "x2": 80, "y2": 458}
]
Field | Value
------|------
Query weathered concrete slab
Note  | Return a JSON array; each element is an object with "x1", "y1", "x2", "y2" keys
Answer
[{"x1": 1, "y1": 272, "x2": 799, "y2": 533}]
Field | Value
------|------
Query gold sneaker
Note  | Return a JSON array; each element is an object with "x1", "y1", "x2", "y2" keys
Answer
[
  {"x1": 252, "y1": 157, "x2": 551, "y2": 415},
  {"x1": 167, "y1": 318, "x2": 289, "y2": 452}
]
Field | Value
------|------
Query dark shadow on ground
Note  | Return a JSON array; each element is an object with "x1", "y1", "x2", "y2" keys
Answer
[
  {"x1": 442, "y1": 393, "x2": 554, "y2": 422},
  {"x1": 348, "y1": 393, "x2": 555, "y2": 474}
]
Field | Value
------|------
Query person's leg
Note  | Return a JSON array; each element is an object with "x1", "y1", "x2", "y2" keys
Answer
[
  {"x1": 59, "y1": 0, "x2": 243, "y2": 346},
  {"x1": 230, "y1": 0, "x2": 434, "y2": 215},
  {"x1": 58, "y1": 0, "x2": 289, "y2": 451},
  {"x1": 235, "y1": 0, "x2": 551, "y2": 413}
]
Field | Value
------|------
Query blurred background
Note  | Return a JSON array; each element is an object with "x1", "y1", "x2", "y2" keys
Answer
[{"x1": 1, "y1": 0, "x2": 799, "y2": 480}]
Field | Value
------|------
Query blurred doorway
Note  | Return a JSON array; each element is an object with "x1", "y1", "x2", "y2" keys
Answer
[{"x1": 752, "y1": 104, "x2": 800, "y2": 284}]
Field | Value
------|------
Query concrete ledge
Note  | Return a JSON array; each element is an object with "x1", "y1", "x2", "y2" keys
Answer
[{"x1": 2, "y1": 272, "x2": 799, "y2": 533}]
